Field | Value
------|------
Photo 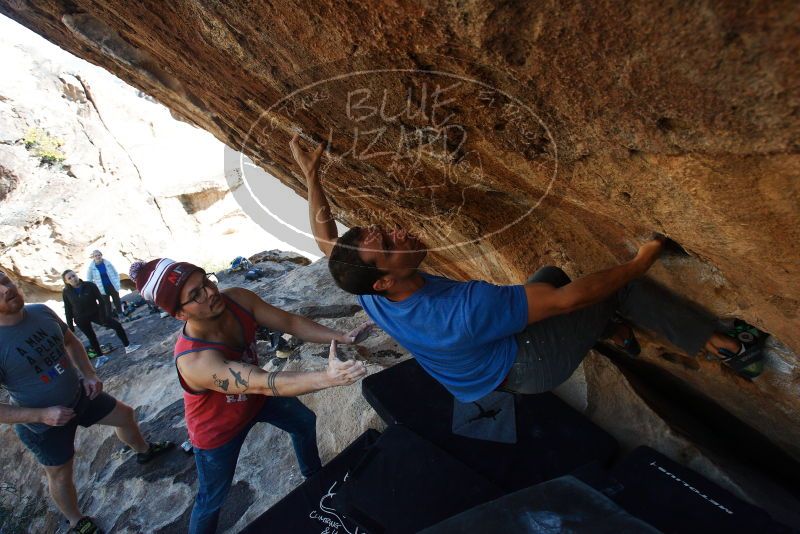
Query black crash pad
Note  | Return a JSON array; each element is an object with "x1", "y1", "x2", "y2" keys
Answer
[
  {"x1": 420, "y1": 475, "x2": 659, "y2": 534},
  {"x1": 361, "y1": 358, "x2": 618, "y2": 491},
  {"x1": 575, "y1": 446, "x2": 793, "y2": 534},
  {"x1": 332, "y1": 424, "x2": 502, "y2": 534},
  {"x1": 241, "y1": 429, "x2": 381, "y2": 533}
]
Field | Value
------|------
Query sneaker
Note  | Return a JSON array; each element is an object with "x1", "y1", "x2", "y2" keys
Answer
[
  {"x1": 125, "y1": 344, "x2": 141, "y2": 354},
  {"x1": 136, "y1": 441, "x2": 175, "y2": 464},
  {"x1": 717, "y1": 319, "x2": 768, "y2": 378},
  {"x1": 69, "y1": 516, "x2": 102, "y2": 533},
  {"x1": 160, "y1": 311, "x2": 169, "y2": 318}
]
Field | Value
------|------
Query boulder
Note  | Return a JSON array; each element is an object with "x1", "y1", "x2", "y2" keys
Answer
[
  {"x1": 0, "y1": 1, "x2": 798, "y2": 529},
  {"x1": 0, "y1": 5, "x2": 795, "y2": 461}
]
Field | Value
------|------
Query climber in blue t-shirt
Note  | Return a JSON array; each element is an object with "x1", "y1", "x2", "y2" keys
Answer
[
  {"x1": 358, "y1": 273, "x2": 528, "y2": 401},
  {"x1": 290, "y1": 135, "x2": 754, "y2": 400}
]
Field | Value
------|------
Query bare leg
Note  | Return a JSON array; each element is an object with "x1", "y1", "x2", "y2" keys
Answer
[
  {"x1": 704, "y1": 332, "x2": 741, "y2": 358},
  {"x1": 96, "y1": 401, "x2": 148, "y2": 453},
  {"x1": 43, "y1": 458, "x2": 82, "y2": 527}
]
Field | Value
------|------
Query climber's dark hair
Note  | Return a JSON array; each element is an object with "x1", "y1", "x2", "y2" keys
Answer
[{"x1": 328, "y1": 227, "x2": 387, "y2": 296}]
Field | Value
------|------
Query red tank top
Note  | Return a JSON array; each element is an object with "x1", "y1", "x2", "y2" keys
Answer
[{"x1": 173, "y1": 294, "x2": 267, "y2": 449}]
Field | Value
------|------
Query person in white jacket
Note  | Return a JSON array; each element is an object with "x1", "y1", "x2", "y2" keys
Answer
[{"x1": 85, "y1": 250, "x2": 122, "y2": 318}]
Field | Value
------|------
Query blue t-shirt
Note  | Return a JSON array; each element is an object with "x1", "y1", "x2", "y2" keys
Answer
[
  {"x1": 95, "y1": 261, "x2": 112, "y2": 290},
  {"x1": 359, "y1": 272, "x2": 528, "y2": 402}
]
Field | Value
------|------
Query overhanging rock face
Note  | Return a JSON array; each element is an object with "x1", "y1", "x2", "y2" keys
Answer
[{"x1": 2, "y1": 0, "x2": 798, "y2": 468}]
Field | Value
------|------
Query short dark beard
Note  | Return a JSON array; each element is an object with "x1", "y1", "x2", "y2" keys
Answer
[{"x1": 0, "y1": 297, "x2": 25, "y2": 317}]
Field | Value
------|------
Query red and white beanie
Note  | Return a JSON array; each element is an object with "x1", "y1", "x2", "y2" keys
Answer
[{"x1": 129, "y1": 258, "x2": 203, "y2": 316}]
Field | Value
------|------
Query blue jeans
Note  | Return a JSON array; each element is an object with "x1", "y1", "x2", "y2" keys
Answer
[{"x1": 188, "y1": 397, "x2": 322, "y2": 534}]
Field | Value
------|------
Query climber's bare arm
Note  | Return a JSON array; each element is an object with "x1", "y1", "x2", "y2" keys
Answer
[
  {"x1": 176, "y1": 343, "x2": 366, "y2": 397},
  {"x1": 290, "y1": 133, "x2": 338, "y2": 256},
  {"x1": 524, "y1": 238, "x2": 664, "y2": 324},
  {"x1": 223, "y1": 287, "x2": 367, "y2": 344}
]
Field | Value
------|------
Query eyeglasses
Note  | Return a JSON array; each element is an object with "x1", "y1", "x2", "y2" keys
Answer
[{"x1": 179, "y1": 273, "x2": 218, "y2": 308}]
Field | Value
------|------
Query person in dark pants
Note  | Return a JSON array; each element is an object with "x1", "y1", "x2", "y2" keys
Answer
[
  {"x1": 130, "y1": 258, "x2": 371, "y2": 534},
  {"x1": 501, "y1": 266, "x2": 734, "y2": 393},
  {"x1": 62, "y1": 270, "x2": 140, "y2": 356},
  {"x1": 85, "y1": 250, "x2": 122, "y2": 318}
]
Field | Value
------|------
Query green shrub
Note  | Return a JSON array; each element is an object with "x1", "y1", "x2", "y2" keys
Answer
[{"x1": 22, "y1": 128, "x2": 65, "y2": 166}]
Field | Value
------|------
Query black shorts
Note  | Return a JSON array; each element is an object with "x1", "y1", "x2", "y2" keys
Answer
[{"x1": 14, "y1": 388, "x2": 118, "y2": 467}]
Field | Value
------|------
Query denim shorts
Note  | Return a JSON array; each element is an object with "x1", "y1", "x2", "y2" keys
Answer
[{"x1": 14, "y1": 388, "x2": 117, "y2": 466}]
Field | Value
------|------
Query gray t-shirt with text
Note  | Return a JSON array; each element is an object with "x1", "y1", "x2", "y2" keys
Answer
[{"x1": 0, "y1": 304, "x2": 81, "y2": 432}]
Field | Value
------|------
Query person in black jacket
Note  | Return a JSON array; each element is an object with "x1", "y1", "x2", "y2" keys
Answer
[{"x1": 62, "y1": 270, "x2": 140, "y2": 356}]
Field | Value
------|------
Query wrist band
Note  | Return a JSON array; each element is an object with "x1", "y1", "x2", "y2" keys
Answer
[{"x1": 267, "y1": 371, "x2": 280, "y2": 397}]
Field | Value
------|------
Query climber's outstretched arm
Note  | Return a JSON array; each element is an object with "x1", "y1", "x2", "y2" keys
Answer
[
  {"x1": 176, "y1": 343, "x2": 366, "y2": 397},
  {"x1": 524, "y1": 238, "x2": 665, "y2": 324},
  {"x1": 290, "y1": 134, "x2": 338, "y2": 256}
]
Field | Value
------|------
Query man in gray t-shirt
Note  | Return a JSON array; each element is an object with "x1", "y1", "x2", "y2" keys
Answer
[
  {"x1": 0, "y1": 303, "x2": 82, "y2": 432},
  {"x1": 0, "y1": 270, "x2": 173, "y2": 533}
]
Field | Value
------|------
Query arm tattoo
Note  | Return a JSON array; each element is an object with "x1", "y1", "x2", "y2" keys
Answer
[
  {"x1": 244, "y1": 368, "x2": 253, "y2": 392},
  {"x1": 229, "y1": 367, "x2": 249, "y2": 389},
  {"x1": 267, "y1": 371, "x2": 281, "y2": 397},
  {"x1": 212, "y1": 373, "x2": 229, "y2": 391}
]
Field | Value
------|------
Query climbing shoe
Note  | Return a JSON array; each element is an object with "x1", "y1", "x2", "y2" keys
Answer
[
  {"x1": 69, "y1": 516, "x2": 102, "y2": 534},
  {"x1": 717, "y1": 319, "x2": 768, "y2": 378},
  {"x1": 136, "y1": 441, "x2": 175, "y2": 464}
]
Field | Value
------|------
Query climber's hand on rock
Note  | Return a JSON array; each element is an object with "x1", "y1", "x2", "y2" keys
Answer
[
  {"x1": 290, "y1": 133, "x2": 325, "y2": 178},
  {"x1": 326, "y1": 339, "x2": 368, "y2": 386},
  {"x1": 635, "y1": 237, "x2": 666, "y2": 272}
]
